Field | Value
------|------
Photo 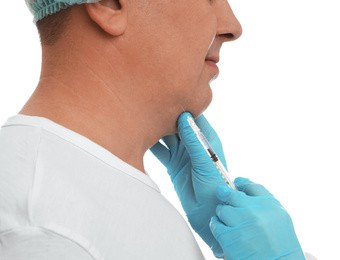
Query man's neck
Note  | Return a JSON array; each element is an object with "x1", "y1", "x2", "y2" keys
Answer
[{"x1": 19, "y1": 74, "x2": 164, "y2": 174}]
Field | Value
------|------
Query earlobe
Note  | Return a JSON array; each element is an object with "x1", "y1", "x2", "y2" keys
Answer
[{"x1": 85, "y1": 0, "x2": 127, "y2": 36}]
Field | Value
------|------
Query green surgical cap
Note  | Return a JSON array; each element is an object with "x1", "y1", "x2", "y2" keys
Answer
[{"x1": 25, "y1": 0, "x2": 102, "y2": 23}]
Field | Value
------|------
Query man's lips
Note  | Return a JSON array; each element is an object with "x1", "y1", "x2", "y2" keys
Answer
[
  {"x1": 205, "y1": 56, "x2": 220, "y2": 63},
  {"x1": 205, "y1": 56, "x2": 220, "y2": 72}
]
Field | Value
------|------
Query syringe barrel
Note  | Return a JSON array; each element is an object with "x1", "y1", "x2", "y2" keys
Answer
[
  {"x1": 196, "y1": 131, "x2": 217, "y2": 160},
  {"x1": 196, "y1": 132, "x2": 237, "y2": 190},
  {"x1": 214, "y1": 160, "x2": 238, "y2": 191}
]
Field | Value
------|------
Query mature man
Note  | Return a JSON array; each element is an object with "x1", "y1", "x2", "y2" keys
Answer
[{"x1": 0, "y1": 0, "x2": 313, "y2": 259}]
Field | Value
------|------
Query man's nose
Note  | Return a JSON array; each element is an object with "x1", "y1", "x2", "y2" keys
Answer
[{"x1": 215, "y1": 1, "x2": 242, "y2": 42}]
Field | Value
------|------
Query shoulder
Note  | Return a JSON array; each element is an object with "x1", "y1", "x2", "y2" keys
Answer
[{"x1": 0, "y1": 226, "x2": 95, "y2": 260}]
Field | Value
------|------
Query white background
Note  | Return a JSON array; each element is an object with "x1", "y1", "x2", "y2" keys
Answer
[{"x1": 1, "y1": 1, "x2": 339, "y2": 259}]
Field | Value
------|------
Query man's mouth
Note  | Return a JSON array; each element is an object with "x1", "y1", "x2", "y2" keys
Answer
[
  {"x1": 205, "y1": 56, "x2": 220, "y2": 63},
  {"x1": 205, "y1": 56, "x2": 220, "y2": 73}
]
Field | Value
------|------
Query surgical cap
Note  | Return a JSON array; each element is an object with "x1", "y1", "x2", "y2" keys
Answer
[{"x1": 25, "y1": 0, "x2": 102, "y2": 23}]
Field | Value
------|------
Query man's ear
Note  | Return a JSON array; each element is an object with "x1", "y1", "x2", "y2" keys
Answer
[{"x1": 85, "y1": 0, "x2": 127, "y2": 36}]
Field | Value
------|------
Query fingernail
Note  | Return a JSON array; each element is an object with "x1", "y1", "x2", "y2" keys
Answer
[
  {"x1": 209, "y1": 216, "x2": 216, "y2": 230},
  {"x1": 216, "y1": 186, "x2": 229, "y2": 198},
  {"x1": 216, "y1": 204, "x2": 223, "y2": 215}
]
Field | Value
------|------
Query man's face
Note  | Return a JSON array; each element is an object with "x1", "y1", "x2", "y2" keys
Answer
[{"x1": 124, "y1": 0, "x2": 241, "y2": 121}]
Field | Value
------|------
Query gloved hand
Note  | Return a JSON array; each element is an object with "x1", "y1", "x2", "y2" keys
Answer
[
  {"x1": 210, "y1": 177, "x2": 306, "y2": 260},
  {"x1": 150, "y1": 112, "x2": 227, "y2": 258}
]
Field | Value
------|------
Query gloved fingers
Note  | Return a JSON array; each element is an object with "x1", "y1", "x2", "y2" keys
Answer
[
  {"x1": 149, "y1": 141, "x2": 171, "y2": 166},
  {"x1": 209, "y1": 239, "x2": 224, "y2": 259},
  {"x1": 171, "y1": 165, "x2": 195, "y2": 197},
  {"x1": 193, "y1": 114, "x2": 227, "y2": 168},
  {"x1": 216, "y1": 185, "x2": 251, "y2": 207},
  {"x1": 194, "y1": 114, "x2": 216, "y2": 140},
  {"x1": 216, "y1": 204, "x2": 250, "y2": 227},
  {"x1": 234, "y1": 177, "x2": 274, "y2": 198},
  {"x1": 177, "y1": 112, "x2": 212, "y2": 162},
  {"x1": 162, "y1": 134, "x2": 180, "y2": 151},
  {"x1": 209, "y1": 216, "x2": 231, "y2": 257},
  {"x1": 193, "y1": 221, "x2": 224, "y2": 259}
]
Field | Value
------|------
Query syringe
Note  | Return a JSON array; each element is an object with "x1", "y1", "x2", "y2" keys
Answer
[{"x1": 187, "y1": 116, "x2": 238, "y2": 191}]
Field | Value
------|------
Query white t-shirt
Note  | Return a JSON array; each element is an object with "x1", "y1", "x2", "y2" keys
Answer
[{"x1": 0, "y1": 114, "x2": 205, "y2": 260}]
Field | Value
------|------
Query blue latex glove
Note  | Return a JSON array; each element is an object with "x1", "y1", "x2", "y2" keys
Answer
[
  {"x1": 150, "y1": 112, "x2": 227, "y2": 258},
  {"x1": 210, "y1": 178, "x2": 306, "y2": 260}
]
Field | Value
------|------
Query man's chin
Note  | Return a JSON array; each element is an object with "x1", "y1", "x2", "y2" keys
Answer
[{"x1": 187, "y1": 93, "x2": 213, "y2": 119}]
